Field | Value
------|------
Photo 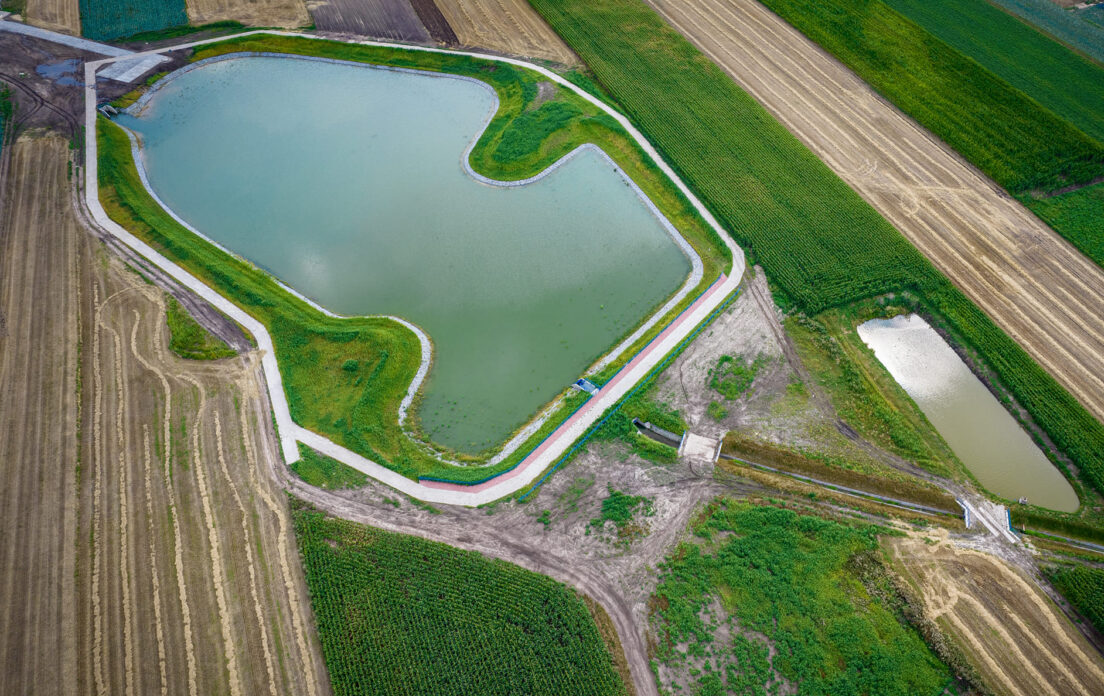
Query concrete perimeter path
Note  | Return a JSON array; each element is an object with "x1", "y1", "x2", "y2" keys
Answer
[{"x1": 82, "y1": 30, "x2": 745, "y2": 506}]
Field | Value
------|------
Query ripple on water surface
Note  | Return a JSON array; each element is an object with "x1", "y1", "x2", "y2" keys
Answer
[{"x1": 118, "y1": 56, "x2": 692, "y2": 453}]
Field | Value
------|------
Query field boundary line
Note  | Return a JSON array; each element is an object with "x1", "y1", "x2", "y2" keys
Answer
[{"x1": 82, "y1": 30, "x2": 746, "y2": 505}]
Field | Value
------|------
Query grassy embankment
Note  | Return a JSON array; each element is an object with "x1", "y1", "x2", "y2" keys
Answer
[
  {"x1": 291, "y1": 498, "x2": 629, "y2": 696},
  {"x1": 97, "y1": 33, "x2": 730, "y2": 484},
  {"x1": 650, "y1": 501, "x2": 954, "y2": 694},
  {"x1": 164, "y1": 295, "x2": 237, "y2": 359},
  {"x1": 530, "y1": 0, "x2": 1104, "y2": 528}
]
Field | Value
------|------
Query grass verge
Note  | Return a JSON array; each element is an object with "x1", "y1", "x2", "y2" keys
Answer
[
  {"x1": 164, "y1": 295, "x2": 236, "y2": 360},
  {"x1": 288, "y1": 443, "x2": 367, "y2": 490}
]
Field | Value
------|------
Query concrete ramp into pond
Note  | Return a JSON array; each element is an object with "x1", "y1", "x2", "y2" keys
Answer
[{"x1": 0, "y1": 15, "x2": 167, "y2": 82}]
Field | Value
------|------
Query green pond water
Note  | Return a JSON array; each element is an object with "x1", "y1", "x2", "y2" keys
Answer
[
  {"x1": 857, "y1": 315, "x2": 1078, "y2": 512},
  {"x1": 117, "y1": 56, "x2": 690, "y2": 453}
]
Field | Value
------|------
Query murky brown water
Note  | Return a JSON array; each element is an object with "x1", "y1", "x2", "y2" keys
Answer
[{"x1": 858, "y1": 314, "x2": 1078, "y2": 512}]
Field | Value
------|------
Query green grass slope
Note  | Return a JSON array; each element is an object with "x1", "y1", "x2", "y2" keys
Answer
[{"x1": 651, "y1": 502, "x2": 952, "y2": 694}]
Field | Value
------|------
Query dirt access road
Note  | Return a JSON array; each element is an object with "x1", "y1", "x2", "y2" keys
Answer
[
  {"x1": 889, "y1": 533, "x2": 1104, "y2": 696},
  {"x1": 649, "y1": 0, "x2": 1104, "y2": 425},
  {"x1": 0, "y1": 135, "x2": 329, "y2": 695}
]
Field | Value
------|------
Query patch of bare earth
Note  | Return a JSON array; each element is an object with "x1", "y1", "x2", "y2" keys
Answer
[
  {"x1": 889, "y1": 532, "x2": 1104, "y2": 696},
  {"x1": 0, "y1": 134, "x2": 329, "y2": 695},
  {"x1": 434, "y1": 0, "x2": 578, "y2": 64},
  {"x1": 649, "y1": 0, "x2": 1104, "y2": 426}
]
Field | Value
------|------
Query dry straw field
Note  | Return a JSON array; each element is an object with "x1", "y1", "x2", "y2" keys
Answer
[
  {"x1": 435, "y1": 0, "x2": 577, "y2": 64},
  {"x1": 889, "y1": 533, "x2": 1104, "y2": 696},
  {"x1": 0, "y1": 135, "x2": 328, "y2": 695}
]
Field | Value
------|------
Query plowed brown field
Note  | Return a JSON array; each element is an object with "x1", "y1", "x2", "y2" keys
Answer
[
  {"x1": 435, "y1": 0, "x2": 577, "y2": 64},
  {"x1": 649, "y1": 0, "x2": 1104, "y2": 425},
  {"x1": 0, "y1": 135, "x2": 329, "y2": 695},
  {"x1": 889, "y1": 534, "x2": 1104, "y2": 696},
  {"x1": 24, "y1": 0, "x2": 81, "y2": 36},
  {"x1": 186, "y1": 0, "x2": 310, "y2": 29}
]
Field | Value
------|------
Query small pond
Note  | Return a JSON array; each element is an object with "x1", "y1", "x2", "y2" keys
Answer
[
  {"x1": 116, "y1": 56, "x2": 691, "y2": 453},
  {"x1": 857, "y1": 314, "x2": 1078, "y2": 512}
]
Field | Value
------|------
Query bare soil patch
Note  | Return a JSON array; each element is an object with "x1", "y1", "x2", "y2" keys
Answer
[
  {"x1": 434, "y1": 0, "x2": 578, "y2": 64},
  {"x1": 650, "y1": 0, "x2": 1104, "y2": 426},
  {"x1": 889, "y1": 532, "x2": 1104, "y2": 696}
]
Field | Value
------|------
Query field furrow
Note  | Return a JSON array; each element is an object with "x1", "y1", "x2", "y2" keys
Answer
[
  {"x1": 434, "y1": 0, "x2": 576, "y2": 64},
  {"x1": 0, "y1": 136, "x2": 81, "y2": 696},
  {"x1": 0, "y1": 134, "x2": 329, "y2": 696}
]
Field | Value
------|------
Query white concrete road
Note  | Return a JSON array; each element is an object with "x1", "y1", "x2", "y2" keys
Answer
[{"x1": 82, "y1": 31, "x2": 746, "y2": 506}]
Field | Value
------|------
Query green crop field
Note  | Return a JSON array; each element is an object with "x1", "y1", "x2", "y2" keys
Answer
[
  {"x1": 79, "y1": 0, "x2": 187, "y2": 41},
  {"x1": 291, "y1": 499, "x2": 627, "y2": 696},
  {"x1": 650, "y1": 501, "x2": 951, "y2": 694},
  {"x1": 988, "y1": 0, "x2": 1104, "y2": 64},
  {"x1": 97, "y1": 34, "x2": 729, "y2": 484},
  {"x1": 1046, "y1": 565, "x2": 1104, "y2": 636},
  {"x1": 1021, "y1": 183, "x2": 1104, "y2": 269},
  {"x1": 748, "y1": 0, "x2": 1104, "y2": 195},
  {"x1": 883, "y1": 0, "x2": 1104, "y2": 144},
  {"x1": 529, "y1": 0, "x2": 1104, "y2": 508}
]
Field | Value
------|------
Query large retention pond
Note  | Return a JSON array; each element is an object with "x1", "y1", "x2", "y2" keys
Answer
[
  {"x1": 858, "y1": 315, "x2": 1078, "y2": 512},
  {"x1": 117, "y1": 56, "x2": 691, "y2": 453}
]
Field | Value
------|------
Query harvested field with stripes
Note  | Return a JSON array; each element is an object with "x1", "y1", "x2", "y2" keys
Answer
[
  {"x1": 186, "y1": 0, "x2": 309, "y2": 30},
  {"x1": 646, "y1": 0, "x2": 1104, "y2": 426},
  {"x1": 888, "y1": 532, "x2": 1104, "y2": 696},
  {"x1": 24, "y1": 0, "x2": 81, "y2": 35},
  {"x1": 307, "y1": 0, "x2": 431, "y2": 41},
  {"x1": 435, "y1": 0, "x2": 576, "y2": 64},
  {"x1": 0, "y1": 135, "x2": 329, "y2": 695}
]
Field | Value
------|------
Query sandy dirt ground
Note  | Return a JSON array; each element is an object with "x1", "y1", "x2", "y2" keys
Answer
[
  {"x1": 889, "y1": 532, "x2": 1104, "y2": 696},
  {"x1": 434, "y1": 0, "x2": 577, "y2": 64},
  {"x1": 23, "y1": 0, "x2": 81, "y2": 36},
  {"x1": 653, "y1": 271, "x2": 927, "y2": 481},
  {"x1": 649, "y1": 0, "x2": 1104, "y2": 426},
  {"x1": 0, "y1": 135, "x2": 329, "y2": 695},
  {"x1": 186, "y1": 0, "x2": 310, "y2": 29}
]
